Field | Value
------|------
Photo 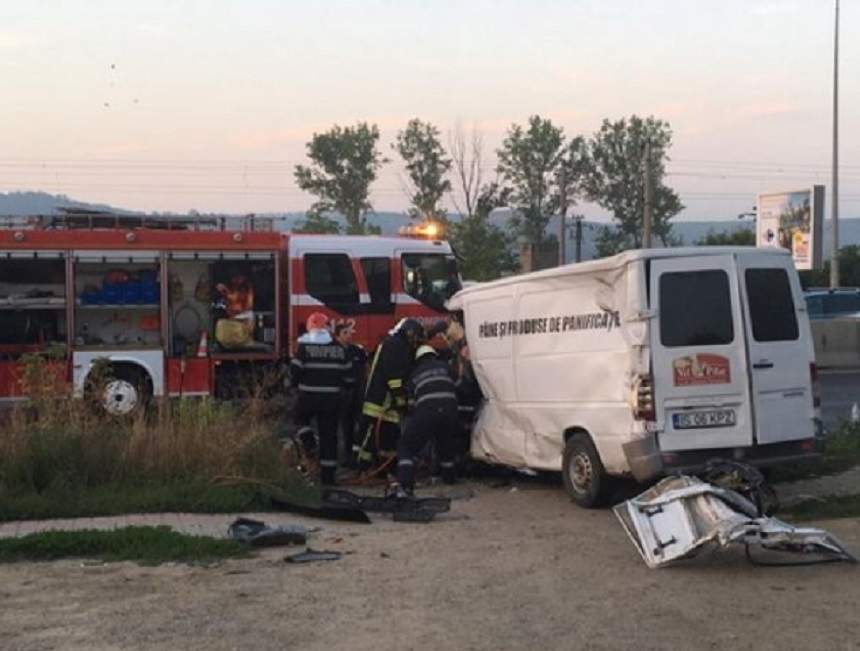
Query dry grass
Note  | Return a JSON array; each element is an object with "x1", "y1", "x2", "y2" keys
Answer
[{"x1": 0, "y1": 354, "x2": 293, "y2": 496}]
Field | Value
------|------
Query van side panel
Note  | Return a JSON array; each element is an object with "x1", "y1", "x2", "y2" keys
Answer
[
  {"x1": 462, "y1": 264, "x2": 638, "y2": 474},
  {"x1": 464, "y1": 291, "x2": 527, "y2": 466},
  {"x1": 514, "y1": 276, "x2": 632, "y2": 471}
]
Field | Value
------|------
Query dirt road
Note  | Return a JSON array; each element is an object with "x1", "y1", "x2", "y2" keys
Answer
[{"x1": 2, "y1": 482, "x2": 859, "y2": 651}]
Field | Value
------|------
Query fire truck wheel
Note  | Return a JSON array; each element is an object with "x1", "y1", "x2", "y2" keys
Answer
[
  {"x1": 562, "y1": 432, "x2": 608, "y2": 509},
  {"x1": 100, "y1": 366, "x2": 150, "y2": 417}
]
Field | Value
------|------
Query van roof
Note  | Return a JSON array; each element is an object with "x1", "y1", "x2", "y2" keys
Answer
[{"x1": 448, "y1": 246, "x2": 790, "y2": 302}]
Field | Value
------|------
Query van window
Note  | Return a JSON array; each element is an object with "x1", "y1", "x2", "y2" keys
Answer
[
  {"x1": 660, "y1": 270, "x2": 734, "y2": 347},
  {"x1": 745, "y1": 268, "x2": 799, "y2": 342},
  {"x1": 360, "y1": 257, "x2": 393, "y2": 311},
  {"x1": 304, "y1": 254, "x2": 359, "y2": 309}
]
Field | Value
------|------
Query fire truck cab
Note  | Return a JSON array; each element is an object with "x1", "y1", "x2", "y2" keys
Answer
[
  {"x1": 287, "y1": 233, "x2": 460, "y2": 352},
  {"x1": 0, "y1": 216, "x2": 458, "y2": 414}
]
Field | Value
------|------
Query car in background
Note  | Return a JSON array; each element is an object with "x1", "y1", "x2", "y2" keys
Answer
[{"x1": 804, "y1": 288, "x2": 860, "y2": 319}]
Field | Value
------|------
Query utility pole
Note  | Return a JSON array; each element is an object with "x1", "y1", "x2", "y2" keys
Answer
[
  {"x1": 558, "y1": 167, "x2": 568, "y2": 266},
  {"x1": 643, "y1": 140, "x2": 653, "y2": 249},
  {"x1": 831, "y1": 0, "x2": 840, "y2": 287},
  {"x1": 574, "y1": 214, "x2": 583, "y2": 263}
]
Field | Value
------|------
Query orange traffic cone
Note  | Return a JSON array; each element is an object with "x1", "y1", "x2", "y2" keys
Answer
[{"x1": 197, "y1": 330, "x2": 208, "y2": 357}]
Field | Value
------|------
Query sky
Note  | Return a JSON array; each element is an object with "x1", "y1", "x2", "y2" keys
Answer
[{"x1": 0, "y1": 0, "x2": 858, "y2": 221}]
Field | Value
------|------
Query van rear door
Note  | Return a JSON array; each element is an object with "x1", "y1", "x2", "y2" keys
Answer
[
  {"x1": 737, "y1": 254, "x2": 814, "y2": 444},
  {"x1": 650, "y1": 255, "x2": 754, "y2": 452}
]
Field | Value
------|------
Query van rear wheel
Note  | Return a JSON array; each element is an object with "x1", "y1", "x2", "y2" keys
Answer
[{"x1": 562, "y1": 433, "x2": 609, "y2": 508}]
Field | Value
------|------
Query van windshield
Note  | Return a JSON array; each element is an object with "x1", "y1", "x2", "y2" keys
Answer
[
  {"x1": 401, "y1": 253, "x2": 461, "y2": 311},
  {"x1": 660, "y1": 270, "x2": 734, "y2": 347}
]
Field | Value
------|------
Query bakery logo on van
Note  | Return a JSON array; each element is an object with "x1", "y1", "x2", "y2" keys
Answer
[{"x1": 672, "y1": 354, "x2": 731, "y2": 386}]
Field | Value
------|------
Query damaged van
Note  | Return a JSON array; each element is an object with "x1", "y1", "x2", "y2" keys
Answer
[{"x1": 447, "y1": 247, "x2": 820, "y2": 507}]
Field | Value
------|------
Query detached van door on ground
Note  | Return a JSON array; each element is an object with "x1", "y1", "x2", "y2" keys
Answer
[{"x1": 650, "y1": 255, "x2": 754, "y2": 452}]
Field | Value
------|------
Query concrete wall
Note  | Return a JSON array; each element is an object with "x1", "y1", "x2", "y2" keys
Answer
[{"x1": 811, "y1": 319, "x2": 860, "y2": 368}]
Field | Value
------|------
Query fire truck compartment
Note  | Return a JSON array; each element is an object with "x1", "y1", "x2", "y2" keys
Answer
[
  {"x1": 0, "y1": 255, "x2": 68, "y2": 354},
  {"x1": 166, "y1": 253, "x2": 276, "y2": 357}
]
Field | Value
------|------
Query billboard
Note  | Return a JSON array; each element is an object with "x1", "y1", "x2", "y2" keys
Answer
[{"x1": 756, "y1": 186, "x2": 824, "y2": 270}]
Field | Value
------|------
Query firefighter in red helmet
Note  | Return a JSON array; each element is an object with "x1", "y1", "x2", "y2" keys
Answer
[{"x1": 289, "y1": 312, "x2": 352, "y2": 485}]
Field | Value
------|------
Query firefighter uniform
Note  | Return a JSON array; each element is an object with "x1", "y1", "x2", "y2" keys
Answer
[
  {"x1": 290, "y1": 314, "x2": 351, "y2": 485},
  {"x1": 396, "y1": 345, "x2": 460, "y2": 493},
  {"x1": 356, "y1": 319, "x2": 425, "y2": 467},
  {"x1": 340, "y1": 341, "x2": 368, "y2": 465}
]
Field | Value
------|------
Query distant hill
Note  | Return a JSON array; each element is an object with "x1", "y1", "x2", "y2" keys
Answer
[
  {"x1": 0, "y1": 191, "x2": 131, "y2": 215},
  {"x1": 2, "y1": 192, "x2": 857, "y2": 261}
]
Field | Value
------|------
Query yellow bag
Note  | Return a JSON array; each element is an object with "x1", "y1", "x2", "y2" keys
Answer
[{"x1": 215, "y1": 318, "x2": 254, "y2": 348}]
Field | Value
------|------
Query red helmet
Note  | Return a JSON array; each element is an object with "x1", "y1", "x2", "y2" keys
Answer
[{"x1": 306, "y1": 312, "x2": 328, "y2": 331}]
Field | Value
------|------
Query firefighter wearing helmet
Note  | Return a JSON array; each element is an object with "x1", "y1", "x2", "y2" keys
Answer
[
  {"x1": 355, "y1": 318, "x2": 426, "y2": 470},
  {"x1": 289, "y1": 312, "x2": 352, "y2": 485},
  {"x1": 392, "y1": 343, "x2": 459, "y2": 496}
]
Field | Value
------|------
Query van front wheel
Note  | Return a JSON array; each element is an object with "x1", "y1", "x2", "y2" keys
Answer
[{"x1": 562, "y1": 433, "x2": 608, "y2": 508}]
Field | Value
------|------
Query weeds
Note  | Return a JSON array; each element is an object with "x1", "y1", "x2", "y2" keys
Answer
[
  {"x1": 769, "y1": 422, "x2": 860, "y2": 484},
  {"x1": 0, "y1": 526, "x2": 248, "y2": 564},
  {"x1": 0, "y1": 354, "x2": 305, "y2": 517},
  {"x1": 782, "y1": 494, "x2": 860, "y2": 521}
]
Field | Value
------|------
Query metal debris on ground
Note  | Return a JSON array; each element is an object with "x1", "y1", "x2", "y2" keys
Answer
[
  {"x1": 321, "y1": 488, "x2": 451, "y2": 522},
  {"x1": 269, "y1": 495, "x2": 372, "y2": 524},
  {"x1": 284, "y1": 548, "x2": 342, "y2": 563},
  {"x1": 699, "y1": 459, "x2": 779, "y2": 515},
  {"x1": 615, "y1": 475, "x2": 857, "y2": 569},
  {"x1": 227, "y1": 517, "x2": 312, "y2": 547}
]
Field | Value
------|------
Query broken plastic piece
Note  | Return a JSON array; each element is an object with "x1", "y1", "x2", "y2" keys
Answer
[
  {"x1": 322, "y1": 488, "x2": 450, "y2": 521},
  {"x1": 285, "y1": 548, "x2": 342, "y2": 563},
  {"x1": 227, "y1": 517, "x2": 310, "y2": 547},
  {"x1": 615, "y1": 475, "x2": 857, "y2": 568},
  {"x1": 269, "y1": 495, "x2": 372, "y2": 524}
]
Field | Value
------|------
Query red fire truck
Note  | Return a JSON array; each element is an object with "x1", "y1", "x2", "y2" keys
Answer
[{"x1": 0, "y1": 215, "x2": 459, "y2": 414}]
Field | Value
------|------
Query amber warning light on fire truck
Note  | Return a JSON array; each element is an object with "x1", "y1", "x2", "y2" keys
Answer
[{"x1": 398, "y1": 221, "x2": 444, "y2": 240}]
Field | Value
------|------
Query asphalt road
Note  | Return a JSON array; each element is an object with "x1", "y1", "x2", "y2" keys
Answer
[{"x1": 820, "y1": 369, "x2": 860, "y2": 428}]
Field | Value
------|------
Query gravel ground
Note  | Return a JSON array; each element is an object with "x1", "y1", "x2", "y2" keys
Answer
[
  {"x1": 776, "y1": 465, "x2": 860, "y2": 505},
  {"x1": 2, "y1": 481, "x2": 860, "y2": 651}
]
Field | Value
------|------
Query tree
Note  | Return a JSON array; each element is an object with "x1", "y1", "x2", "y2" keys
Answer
[
  {"x1": 553, "y1": 136, "x2": 590, "y2": 261},
  {"x1": 450, "y1": 183, "x2": 517, "y2": 281},
  {"x1": 496, "y1": 115, "x2": 565, "y2": 246},
  {"x1": 583, "y1": 115, "x2": 683, "y2": 255},
  {"x1": 696, "y1": 228, "x2": 755, "y2": 246},
  {"x1": 394, "y1": 119, "x2": 452, "y2": 222},
  {"x1": 293, "y1": 212, "x2": 341, "y2": 234},
  {"x1": 800, "y1": 245, "x2": 860, "y2": 289},
  {"x1": 448, "y1": 124, "x2": 517, "y2": 281},
  {"x1": 294, "y1": 122, "x2": 386, "y2": 235}
]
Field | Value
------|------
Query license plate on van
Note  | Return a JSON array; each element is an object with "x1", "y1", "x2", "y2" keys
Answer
[{"x1": 672, "y1": 409, "x2": 736, "y2": 430}]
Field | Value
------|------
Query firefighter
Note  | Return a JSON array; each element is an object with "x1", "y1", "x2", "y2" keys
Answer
[
  {"x1": 333, "y1": 323, "x2": 367, "y2": 468},
  {"x1": 393, "y1": 344, "x2": 460, "y2": 496},
  {"x1": 290, "y1": 312, "x2": 351, "y2": 485},
  {"x1": 355, "y1": 318, "x2": 425, "y2": 469}
]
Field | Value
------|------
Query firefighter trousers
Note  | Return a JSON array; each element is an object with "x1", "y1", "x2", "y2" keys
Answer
[
  {"x1": 295, "y1": 395, "x2": 340, "y2": 485},
  {"x1": 396, "y1": 405, "x2": 459, "y2": 490}
]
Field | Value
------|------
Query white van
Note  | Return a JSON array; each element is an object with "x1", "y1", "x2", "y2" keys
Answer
[{"x1": 447, "y1": 247, "x2": 820, "y2": 507}]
